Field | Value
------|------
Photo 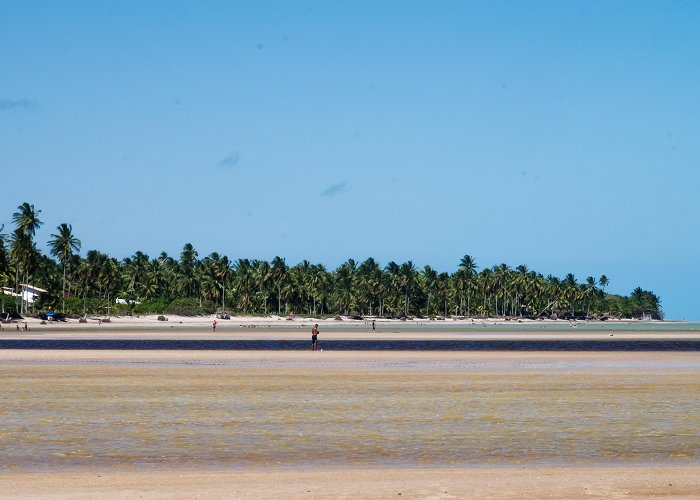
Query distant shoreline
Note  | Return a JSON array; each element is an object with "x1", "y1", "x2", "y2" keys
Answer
[{"x1": 10, "y1": 313, "x2": 682, "y2": 329}]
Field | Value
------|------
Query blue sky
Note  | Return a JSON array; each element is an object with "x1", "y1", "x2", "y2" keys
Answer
[{"x1": 1, "y1": 1, "x2": 699, "y2": 319}]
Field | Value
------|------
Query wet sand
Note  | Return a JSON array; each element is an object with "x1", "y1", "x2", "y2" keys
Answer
[
  {"x1": 3, "y1": 320, "x2": 699, "y2": 342},
  {"x1": 2, "y1": 345, "x2": 700, "y2": 498}
]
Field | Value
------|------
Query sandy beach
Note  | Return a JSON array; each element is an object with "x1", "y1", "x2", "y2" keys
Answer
[
  {"x1": 2, "y1": 313, "x2": 697, "y2": 342},
  {"x1": 2, "y1": 321, "x2": 700, "y2": 498},
  {"x1": 1, "y1": 467, "x2": 699, "y2": 499}
]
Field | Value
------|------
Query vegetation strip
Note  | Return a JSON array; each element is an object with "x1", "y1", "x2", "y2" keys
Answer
[{"x1": 1, "y1": 203, "x2": 662, "y2": 319}]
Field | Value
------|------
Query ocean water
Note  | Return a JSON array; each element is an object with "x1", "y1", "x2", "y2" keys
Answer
[{"x1": 1, "y1": 361, "x2": 699, "y2": 471}]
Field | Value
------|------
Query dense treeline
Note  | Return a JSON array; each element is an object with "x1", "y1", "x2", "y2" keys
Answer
[{"x1": 1, "y1": 203, "x2": 662, "y2": 319}]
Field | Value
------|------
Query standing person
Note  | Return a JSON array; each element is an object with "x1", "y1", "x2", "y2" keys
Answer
[
  {"x1": 372, "y1": 320, "x2": 376, "y2": 332},
  {"x1": 311, "y1": 324, "x2": 319, "y2": 351},
  {"x1": 212, "y1": 319, "x2": 217, "y2": 332}
]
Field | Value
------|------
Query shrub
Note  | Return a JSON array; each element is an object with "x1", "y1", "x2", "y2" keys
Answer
[
  {"x1": 133, "y1": 299, "x2": 168, "y2": 315},
  {"x1": 165, "y1": 297, "x2": 204, "y2": 316}
]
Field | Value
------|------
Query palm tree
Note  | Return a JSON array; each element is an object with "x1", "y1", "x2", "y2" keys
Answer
[
  {"x1": 422, "y1": 265, "x2": 438, "y2": 316},
  {"x1": 334, "y1": 259, "x2": 357, "y2": 315},
  {"x1": 213, "y1": 254, "x2": 230, "y2": 313},
  {"x1": 12, "y1": 203, "x2": 43, "y2": 237},
  {"x1": 585, "y1": 276, "x2": 597, "y2": 318},
  {"x1": 309, "y1": 263, "x2": 328, "y2": 315},
  {"x1": 0, "y1": 225, "x2": 8, "y2": 310},
  {"x1": 399, "y1": 261, "x2": 417, "y2": 316},
  {"x1": 563, "y1": 273, "x2": 578, "y2": 317},
  {"x1": 253, "y1": 260, "x2": 272, "y2": 314},
  {"x1": 125, "y1": 251, "x2": 150, "y2": 297},
  {"x1": 234, "y1": 258, "x2": 253, "y2": 314},
  {"x1": 270, "y1": 256, "x2": 288, "y2": 314},
  {"x1": 357, "y1": 257, "x2": 382, "y2": 316},
  {"x1": 458, "y1": 255, "x2": 478, "y2": 316},
  {"x1": 384, "y1": 261, "x2": 401, "y2": 316},
  {"x1": 47, "y1": 223, "x2": 81, "y2": 312},
  {"x1": 179, "y1": 243, "x2": 199, "y2": 298},
  {"x1": 436, "y1": 272, "x2": 450, "y2": 317},
  {"x1": 11, "y1": 203, "x2": 43, "y2": 313}
]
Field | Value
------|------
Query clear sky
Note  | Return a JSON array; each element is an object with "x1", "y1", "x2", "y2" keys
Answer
[{"x1": 1, "y1": 1, "x2": 699, "y2": 320}]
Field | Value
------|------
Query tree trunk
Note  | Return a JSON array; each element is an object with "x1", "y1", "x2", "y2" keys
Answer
[
  {"x1": 14, "y1": 267, "x2": 20, "y2": 313},
  {"x1": 62, "y1": 262, "x2": 67, "y2": 312}
]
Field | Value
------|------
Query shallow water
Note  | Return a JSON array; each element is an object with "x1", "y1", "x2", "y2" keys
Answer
[
  {"x1": 1, "y1": 362, "x2": 699, "y2": 471},
  {"x1": 2, "y1": 339, "x2": 700, "y2": 350}
]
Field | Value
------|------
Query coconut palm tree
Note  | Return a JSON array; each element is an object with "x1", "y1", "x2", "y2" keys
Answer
[
  {"x1": 270, "y1": 256, "x2": 288, "y2": 314},
  {"x1": 421, "y1": 265, "x2": 438, "y2": 316},
  {"x1": 313, "y1": 264, "x2": 330, "y2": 315},
  {"x1": 584, "y1": 276, "x2": 597, "y2": 318},
  {"x1": 12, "y1": 203, "x2": 43, "y2": 237},
  {"x1": 563, "y1": 273, "x2": 578, "y2": 317},
  {"x1": 213, "y1": 254, "x2": 230, "y2": 313},
  {"x1": 179, "y1": 243, "x2": 199, "y2": 298},
  {"x1": 458, "y1": 254, "x2": 478, "y2": 316},
  {"x1": 11, "y1": 203, "x2": 43, "y2": 313},
  {"x1": 253, "y1": 260, "x2": 272, "y2": 314},
  {"x1": 384, "y1": 261, "x2": 401, "y2": 316},
  {"x1": 124, "y1": 251, "x2": 150, "y2": 297},
  {"x1": 334, "y1": 259, "x2": 357, "y2": 315},
  {"x1": 399, "y1": 261, "x2": 417, "y2": 316},
  {"x1": 47, "y1": 223, "x2": 81, "y2": 312},
  {"x1": 234, "y1": 258, "x2": 253, "y2": 314},
  {"x1": 0, "y1": 225, "x2": 10, "y2": 312}
]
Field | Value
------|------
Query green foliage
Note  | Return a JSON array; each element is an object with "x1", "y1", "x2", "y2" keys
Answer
[
  {"x1": 1, "y1": 202, "x2": 667, "y2": 321},
  {"x1": 133, "y1": 299, "x2": 168, "y2": 315},
  {"x1": 165, "y1": 297, "x2": 212, "y2": 316},
  {"x1": 61, "y1": 296, "x2": 109, "y2": 316},
  {"x1": 0, "y1": 294, "x2": 18, "y2": 314},
  {"x1": 199, "y1": 300, "x2": 217, "y2": 315}
]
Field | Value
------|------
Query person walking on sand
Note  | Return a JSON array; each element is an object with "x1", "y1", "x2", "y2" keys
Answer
[
  {"x1": 212, "y1": 319, "x2": 217, "y2": 332},
  {"x1": 311, "y1": 324, "x2": 319, "y2": 351},
  {"x1": 372, "y1": 320, "x2": 376, "y2": 332}
]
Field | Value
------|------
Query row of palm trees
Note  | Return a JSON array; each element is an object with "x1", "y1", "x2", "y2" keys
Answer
[{"x1": 0, "y1": 203, "x2": 662, "y2": 319}]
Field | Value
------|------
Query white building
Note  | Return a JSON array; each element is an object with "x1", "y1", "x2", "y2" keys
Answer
[
  {"x1": 22, "y1": 284, "x2": 47, "y2": 304},
  {"x1": 1, "y1": 287, "x2": 20, "y2": 298},
  {"x1": 115, "y1": 297, "x2": 141, "y2": 305}
]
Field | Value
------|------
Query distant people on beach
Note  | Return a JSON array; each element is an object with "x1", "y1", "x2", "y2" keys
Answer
[
  {"x1": 372, "y1": 320, "x2": 376, "y2": 332},
  {"x1": 311, "y1": 324, "x2": 319, "y2": 351},
  {"x1": 212, "y1": 319, "x2": 217, "y2": 332}
]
